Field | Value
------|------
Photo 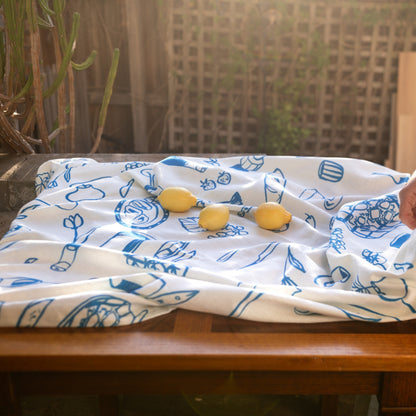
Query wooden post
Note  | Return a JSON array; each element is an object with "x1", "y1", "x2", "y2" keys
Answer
[
  {"x1": 385, "y1": 94, "x2": 397, "y2": 169},
  {"x1": 379, "y1": 372, "x2": 416, "y2": 416},
  {"x1": 126, "y1": 0, "x2": 148, "y2": 153},
  {"x1": 396, "y1": 52, "x2": 416, "y2": 174}
]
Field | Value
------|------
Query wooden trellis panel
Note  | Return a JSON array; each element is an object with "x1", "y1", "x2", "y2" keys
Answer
[{"x1": 165, "y1": 0, "x2": 416, "y2": 164}]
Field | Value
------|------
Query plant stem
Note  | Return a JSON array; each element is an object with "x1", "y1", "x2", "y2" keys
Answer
[
  {"x1": 52, "y1": 25, "x2": 67, "y2": 152},
  {"x1": 43, "y1": 12, "x2": 80, "y2": 100},
  {"x1": 90, "y1": 48, "x2": 120, "y2": 154},
  {"x1": 67, "y1": 65, "x2": 76, "y2": 152}
]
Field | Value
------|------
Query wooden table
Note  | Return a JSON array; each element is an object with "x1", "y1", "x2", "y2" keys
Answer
[
  {"x1": 1, "y1": 309, "x2": 416, "y2": 416},
  {"x1": 1, "y1": 153, "x2": 416, "y2": 415}
]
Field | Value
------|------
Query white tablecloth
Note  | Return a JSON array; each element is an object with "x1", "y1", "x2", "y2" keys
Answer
[{"x1": 0, "y1": 155, "x2": 415, "y2": 327}]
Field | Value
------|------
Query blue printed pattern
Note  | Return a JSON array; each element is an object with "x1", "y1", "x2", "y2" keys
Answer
[{"x1": 0, "y1": 155, "x2": 415, "y2": 327}]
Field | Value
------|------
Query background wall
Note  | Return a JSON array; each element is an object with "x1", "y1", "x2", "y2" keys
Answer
[{"x1": 62, "y1": 0, "x2": 416, "y2": 165}]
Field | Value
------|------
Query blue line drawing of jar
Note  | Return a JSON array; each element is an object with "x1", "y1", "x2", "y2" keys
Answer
[
  {"x1": 50, "y1": 243, "x2": 79, "y2": 272},
  {"x1": 56, "y1": 181, "x2": 107, "y2": 210},
  {"x1": 264, "y1": 168, "x2": 286, "y2": 203},
  {"x1": 318, "y1": 160, "x2": 344, "y2": 182},
  {"x1": 66, "y1": 183, "x2": 105, "y2": 204}
]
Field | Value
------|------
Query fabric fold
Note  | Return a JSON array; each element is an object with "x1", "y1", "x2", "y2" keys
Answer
[{"x1": 0, "y1": 155, "x2": 415, "y2": 327}]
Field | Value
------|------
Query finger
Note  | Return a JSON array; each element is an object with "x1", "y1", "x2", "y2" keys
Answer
[{"x1": 400, "y1": 213, "x2": 416, "y2": 229}]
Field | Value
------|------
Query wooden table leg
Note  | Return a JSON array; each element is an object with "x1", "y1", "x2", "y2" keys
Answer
[
  {"x1": 0, "y1": 373, "x2": 20, "y2": 416},
  {"x1": 379, "y1": 372, "x2": 416, "y2": 416}
]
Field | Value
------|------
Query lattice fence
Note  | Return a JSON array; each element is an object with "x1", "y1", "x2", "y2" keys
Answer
[{"x1": 163, "y1": 0, "x2": 416, "y2": 164}]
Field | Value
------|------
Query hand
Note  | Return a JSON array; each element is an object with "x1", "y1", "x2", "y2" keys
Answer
[{"x1": 399, "y1": 175, "x2": 416, "y2": 229}]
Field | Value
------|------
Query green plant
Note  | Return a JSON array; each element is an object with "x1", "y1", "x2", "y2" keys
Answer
[
  {"x1": 198, "y1": 0, "x2": 329, "y2": 155},
  {"x1": 257, "y1": 107, "x2": 310, "y2": 156},
  {"x1": 0, "y1": 0, "x2": 119, "y2": 153},
  {"x1": 221, "y1": 1, "x2": 326, "y2": 155}
]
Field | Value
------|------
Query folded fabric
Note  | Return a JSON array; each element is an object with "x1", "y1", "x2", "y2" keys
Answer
[{"x1": 0, "y1": 155, "x2": 415, "y2": 327}]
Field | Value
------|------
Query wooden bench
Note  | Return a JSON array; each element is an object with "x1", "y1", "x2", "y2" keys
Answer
[{"x1": 1, "y1": 153, "x2": 416, "y2": 415}]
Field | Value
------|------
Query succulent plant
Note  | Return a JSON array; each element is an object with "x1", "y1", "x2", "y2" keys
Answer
[{"x1": 0, "y1": 0, "x2": 119, "y2": 153}]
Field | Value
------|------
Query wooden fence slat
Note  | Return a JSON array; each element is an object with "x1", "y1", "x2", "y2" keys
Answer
[
  {"x1": 126, "y1": 0, "x2": 148, "y2": 153},
  {"x1": 197, "y1": 0, "x2": 204, "y2": 152}
]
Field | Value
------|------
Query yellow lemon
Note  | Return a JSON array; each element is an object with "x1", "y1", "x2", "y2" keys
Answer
[
  {"x1": 254, "y1": 202, "x2": 292, "y2": 230},
  {"x1": 157, "y1": 187, "x2": 197, "y2": 212},
  {"x1": 198, "y1": 204, "x2": 230, "y2": 231}
]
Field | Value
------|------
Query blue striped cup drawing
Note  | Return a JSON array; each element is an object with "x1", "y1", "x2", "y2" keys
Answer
[{"x1": 318, "y1": 160, "x2": 344, "y2": 182}]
